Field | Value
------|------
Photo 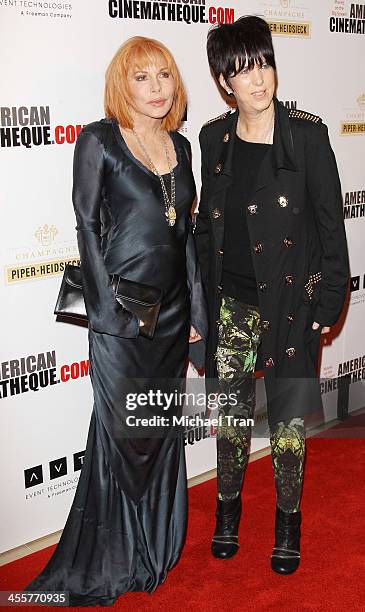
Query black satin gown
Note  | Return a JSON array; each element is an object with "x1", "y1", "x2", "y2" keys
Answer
[{"x1": 24, "y1": 119, "x2": 207, "y2": 606}]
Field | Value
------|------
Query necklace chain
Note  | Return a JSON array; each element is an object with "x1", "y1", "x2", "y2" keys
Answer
[
  {"x1": 237, "y1": 109, "x2": 274, "y2": 144},
  {"x1": 132, "y1": 129, "x2": 176, "y2": 227},
  {"x1": 264, "y1": 112, "x2": 274, "y2": 144}
]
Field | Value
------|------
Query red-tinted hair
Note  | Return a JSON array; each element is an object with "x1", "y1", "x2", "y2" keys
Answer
[{"x1": 104, "y1": 36, "x2": 187, "y2": 131}]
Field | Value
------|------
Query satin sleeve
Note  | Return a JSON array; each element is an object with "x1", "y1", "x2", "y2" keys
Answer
[
  {"x1": 194, "y1": 127, "x2": 211, "y2": 295},
  {"x1": 180, "y1": 135, "x2": 208, "y2": 340},
  {"x1": 72, "y1": 129, "x2": 139, "y2": 338},
  {"x1": 186, "y1": 215, "x2": 208, "y2": 341}
]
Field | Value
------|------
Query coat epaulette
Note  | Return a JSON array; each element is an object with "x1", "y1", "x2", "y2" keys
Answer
[
  {"x1": 203, "y1": 111, "x2": 231, "y2": 127},
  {"x1": 288, "y1": 109, "x2": 322, "y2": 123}
]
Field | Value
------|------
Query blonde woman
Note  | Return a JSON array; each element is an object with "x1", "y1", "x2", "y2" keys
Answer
[{"x1": 25, "y1": 37, "x2": 206, "y2": 605}]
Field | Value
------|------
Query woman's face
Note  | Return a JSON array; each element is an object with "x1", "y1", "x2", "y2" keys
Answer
[
  {"x1": 220, "y1": 57, "x2": 276, "y2": 116},
  {"x1": 127, "y1": 61, "x2": 176, "y2": 123}
]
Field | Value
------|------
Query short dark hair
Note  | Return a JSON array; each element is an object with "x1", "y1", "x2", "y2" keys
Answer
[{"x1": 207, "y1": 16, "x2": 276, "y2": 85}]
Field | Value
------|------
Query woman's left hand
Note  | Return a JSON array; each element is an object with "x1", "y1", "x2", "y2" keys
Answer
[
  {"x1": 312, "y1": 321, "x2": 331, "y2": 334},
  {"x1": 189, "y1": 325, "x2": 202, "y2": 343}
]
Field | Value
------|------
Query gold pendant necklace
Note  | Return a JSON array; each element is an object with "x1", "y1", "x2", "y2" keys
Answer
[{"x1": 132, "y1": 129, "x2": 176, "y2": 227}]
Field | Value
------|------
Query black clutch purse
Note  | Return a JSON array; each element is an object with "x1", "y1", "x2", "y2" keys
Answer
[{"x1": 54, "y1": 264, "x2": 162, "y2": 340}]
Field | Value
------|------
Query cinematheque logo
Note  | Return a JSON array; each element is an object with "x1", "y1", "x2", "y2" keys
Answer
[
  {"x1": 0, "y1": 350, "x2": 90, "y2": 400},
  {"x1": 337, "y1": 354, "x2": 365, "y2": 381},
  {"x1": 0, "y1": 105, "x2": 84, "y2": 148},
  {"x1": 280, "y1": 99, "x2": 298, "y2": 110},
  {"x1": 343, "y1": 189, "x2": 365, "y2": 219},
  {"x1": 108, "y1": 0, "x2": 235, "y2": 25},
  {"x1": 320, "y1": 354, "x2": 365, "y2": 394},
  {"x1": 330, "y1": 2, "x2": 365, "y2": 34}
]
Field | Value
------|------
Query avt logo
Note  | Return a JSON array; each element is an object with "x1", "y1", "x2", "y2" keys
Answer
[
  {"x1": 24, "y1": 451, "x2": 85, "y2": 489},
  {"x1": 350, "y1": 275, "x2": 365, "y2": 291}
]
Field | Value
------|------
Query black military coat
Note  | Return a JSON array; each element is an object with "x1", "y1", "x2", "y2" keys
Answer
[{"x1": 195, "y1": 96, "x2": 350, "y2": 426}]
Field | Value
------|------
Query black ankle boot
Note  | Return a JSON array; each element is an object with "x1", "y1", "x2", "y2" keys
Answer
[
  {"x1": 271, "y1": 505, "x2": 301, "y2": 574},
  {"x1": 211, "y1": 496, "x2": 242, "y2": 560}
]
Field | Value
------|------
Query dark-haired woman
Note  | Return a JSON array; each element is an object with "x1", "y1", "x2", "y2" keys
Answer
[{"x1": 195, "y1": 16, "x2": 349, "y2": 574}]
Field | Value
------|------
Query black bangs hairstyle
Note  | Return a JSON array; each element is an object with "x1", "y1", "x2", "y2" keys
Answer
[{"x1": 207, "y1": 16, "x2": 276, "y2": 86}]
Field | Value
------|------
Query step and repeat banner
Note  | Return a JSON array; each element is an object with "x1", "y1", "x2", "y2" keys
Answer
[{"x1": 1, "y1": 0, "x2": 364, "y2": 552}]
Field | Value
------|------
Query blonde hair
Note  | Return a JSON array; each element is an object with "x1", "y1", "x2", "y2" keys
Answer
[{"x1": 104, "y1": 36, "x2": 187, "y2": 131}]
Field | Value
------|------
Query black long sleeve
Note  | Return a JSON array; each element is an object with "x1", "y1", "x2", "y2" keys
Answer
[
  {"x1": 72, "y1": 129, "x2": 139, "y2": 338},
  {"x1": 307, "y1": 124, "x2": 350, "y2": 326}
]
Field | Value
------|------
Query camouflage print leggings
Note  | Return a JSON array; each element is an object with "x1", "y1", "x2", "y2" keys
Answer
[{"x1": 215, "y1": 295, "x2": 305, "y2": 513}]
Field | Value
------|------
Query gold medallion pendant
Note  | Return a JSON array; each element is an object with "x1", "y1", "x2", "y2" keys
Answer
[
  {"x1": 131, "y1": 129, "x2": 176, "y2": 228},
  {"x1": 166, "y1": 206, "x2": 176, "y2": 226}
]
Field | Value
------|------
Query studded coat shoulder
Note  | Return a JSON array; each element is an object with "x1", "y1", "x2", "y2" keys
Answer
[{"x1": 195, "y1": 97, "x2": 350, "y2": 425}]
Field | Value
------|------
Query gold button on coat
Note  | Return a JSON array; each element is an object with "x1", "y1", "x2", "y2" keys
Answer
[
  {"x1": 264, "y1": 357, "x2": 274, "y2": 368},
  {"x1": 254, "y1": 242, "x2": 263, "y2": 254},
  {"x1": 247, "y1": 204, "x2": 258, "y2": 215},
  {"x1": 278, "y1": 195, "x2": 289, "y2": 208},
  {"x1": 212, "y1": 208, "x2": 221, "y2": 219},
  {"x1": 215, "y1": 163, "x2": 222, "y2": 174},
  {"x1": 286, "y1": 347, "x2": 296, "y2": 358},
  {"x1": 223, "y1": 133, "x2": 230, "y2": 142},
  {"x1": 285, "y1": 275, "x2": 294, "y2": 285},
  {"x1": 283, "y1": 237, "x2": 293, "y2": 248}
]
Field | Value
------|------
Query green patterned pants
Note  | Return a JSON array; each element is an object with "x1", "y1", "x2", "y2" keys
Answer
[{"x1": 215, "y1": 295, "x2": 305, "y2": 513}]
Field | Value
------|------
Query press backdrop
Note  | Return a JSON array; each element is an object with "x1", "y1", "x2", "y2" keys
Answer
[{"x1": 1, "y1": 0, "x2": 364, "y2": 552}]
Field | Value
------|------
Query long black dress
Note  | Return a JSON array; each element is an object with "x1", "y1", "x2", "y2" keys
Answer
[{"x1": 24, "y1": 119, "x2": 207, "y2": 606}]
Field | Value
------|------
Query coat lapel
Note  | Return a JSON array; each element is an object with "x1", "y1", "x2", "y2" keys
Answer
[
  {"x1": 254, "y1": 96, "x2": 297, "y2": 192},
  {"x1": 208, "y1": 98, "x2": 297, "y2": 218}
]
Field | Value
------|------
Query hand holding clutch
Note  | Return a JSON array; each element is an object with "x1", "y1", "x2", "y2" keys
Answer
[{"x1": 54, "y1": 264, "x2": 162, "y2": 340}]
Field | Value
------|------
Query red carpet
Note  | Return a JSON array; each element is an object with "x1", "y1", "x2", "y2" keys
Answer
[{"x1": 1, "y1": 435, "x2": 365, "y2": 611}]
